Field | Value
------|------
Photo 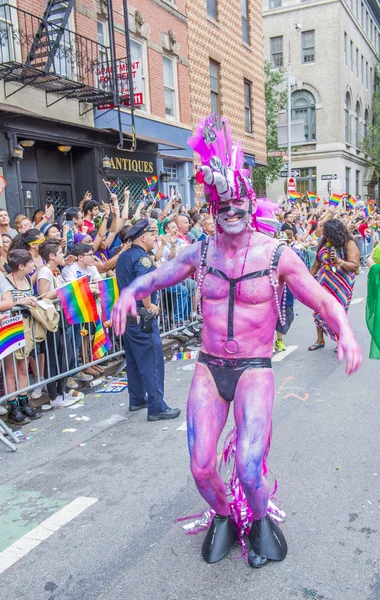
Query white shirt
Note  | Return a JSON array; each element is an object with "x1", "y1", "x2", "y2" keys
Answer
[
  {"x1": 37, "y1": 265, "x2": 65, "y2": 291},
  {"x1": 61, "y1": 262, "x2": 101, "y2": 283},
  {"x1": 0, "y1": 271, "x2": 12, "y2": 299},
  {"x1": 162, "y1": 238, "x2": 188, "y2": 263}
]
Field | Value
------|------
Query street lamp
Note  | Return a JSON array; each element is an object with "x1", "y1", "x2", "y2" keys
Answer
[{"x1": 287, "y1": 24, "x2": 302, "y2": 183}]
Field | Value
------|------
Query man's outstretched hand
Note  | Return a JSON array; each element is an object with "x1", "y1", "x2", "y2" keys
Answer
[
  {"x1": 337, "y1": 332, "x2": 362, "y2": 375},
  {"x1": 111, "y1": 288, "x2": 137, "y2": 336}
]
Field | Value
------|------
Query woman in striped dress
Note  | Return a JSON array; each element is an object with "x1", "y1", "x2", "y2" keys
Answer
[{"x1": 308, "y1": 219, "x2": 360, "y2": 350}]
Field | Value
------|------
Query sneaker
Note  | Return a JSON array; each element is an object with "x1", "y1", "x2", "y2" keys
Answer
[
  {"x1": 73, "y1": 371, "x2": 93, "y2": 382},
  {"x1": 50, "y1": 395, "x2": 79, "y2": 408},
  {"x1": 66, "y1": 377, "x2": 79, "y2": 389},
  {"x1": 31, "y1": 378, "x2": 45, "y2": 399},
  {"x1": 274, "y1": 339, "x2": 287, "y2": 352},
  {"x1": 64, "y1": 390, "x2": 84, "y2": 401}
]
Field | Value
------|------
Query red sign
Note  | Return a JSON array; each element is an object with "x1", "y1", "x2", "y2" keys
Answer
[
  {"x1": 287, "y1": 177, "x2": 296, "y2": 192},
  {"x1": 0, "y1": 175, "x2": 7, "y2": 195}
]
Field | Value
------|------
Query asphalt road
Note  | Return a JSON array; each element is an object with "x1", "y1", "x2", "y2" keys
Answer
[{"x1": 0, "y1": 271, "x2": 379, "y2": 600}]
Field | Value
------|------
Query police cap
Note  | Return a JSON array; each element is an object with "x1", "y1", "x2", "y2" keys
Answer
[{"x1": 126, "y1": 218, "x2": 155, "y2": 242}]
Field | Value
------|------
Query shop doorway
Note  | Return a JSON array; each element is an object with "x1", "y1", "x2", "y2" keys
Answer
[
  {"x1": 21, "y1": 183, "x2": 40, "y2": 220},
  {"x1": 39, "y1": 184, "x2": 73, "y2": 218}
]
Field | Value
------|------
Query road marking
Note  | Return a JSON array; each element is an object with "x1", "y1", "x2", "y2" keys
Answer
[
  {"x1": 177, "y1": 421, "x2": 187, "y2": 431},
  {"x1": 0, "y1": 496, "x2": 98, "y2": 574},
  {"x1": 272, "y1": 345, "x2": 298, "y2": 362},
  {"x1": 351, "y1": 297, "x2": 364, "y2": 305}
]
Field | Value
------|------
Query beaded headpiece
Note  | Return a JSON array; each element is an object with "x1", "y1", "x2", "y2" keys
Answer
[{"x1": 188, "y1": 114, "x2": 279, "y2": 235}]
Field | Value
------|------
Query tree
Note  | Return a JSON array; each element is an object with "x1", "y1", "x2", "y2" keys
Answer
[
  {"x1": 361, "y1": 61, "x2": 380, "y2": 203},
  {"x1": 253, "y1": 61, "x2": 287, "y2": 195}
]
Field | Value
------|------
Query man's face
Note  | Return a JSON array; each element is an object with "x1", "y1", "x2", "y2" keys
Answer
[
  {"x1": 217, "y1": 197, "x2": 253, "y2": 235},
  {"x1": 90, "y1": 206, "x2": 99, "y2": 219},
  {"x1": 167, "y1": 222, "x2": 178, "y2": 237},
  {"x1": 74, "y1": 211, "x2": 84, "y2": 228},
  {"x1": 0, "y1": 210, "x2": 10, "y2": 226},
  {"x1": 203, "y1": 218, "x2": 215, "y2": 235},
  {"x1": 81, "y1": 249, "x2": 95, "y2": 266},
  {"x1": 141, "y1": 231, "x2": 156, "y2": 251},
  {"x1": 176, "y1": 216, "x2": 190, "y2": 235},
  {"x1": 19, "y1": 218, "x2": 32, "y2": 233},
  {"x1": 285, "y1": 214, "x2": 294, "y2": 224},
  {"x1": 47, "y1": 226, "x2": 60, "y2": 239}
]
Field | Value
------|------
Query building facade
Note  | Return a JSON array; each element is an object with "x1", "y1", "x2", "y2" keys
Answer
[
  {"x1": 0, "y1": 0, "x2": 193, "y2": 221},
  {"x1": 186, "y1": 0, "x2": 267, "y2": 178},
  {"x1": 263, "y1": 0, "x2": 379, "y2": 201}
]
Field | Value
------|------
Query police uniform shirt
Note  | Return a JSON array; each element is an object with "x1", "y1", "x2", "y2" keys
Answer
[{"x1": 116, "y1": 244, "x2": 158, "y2": 309}]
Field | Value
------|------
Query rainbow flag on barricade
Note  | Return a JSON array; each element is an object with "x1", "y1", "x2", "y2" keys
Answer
[
  {"x1": 56, "y1": 277, "x2": 98, "y2": 325},
  {"x1": 146, "y1": 176, "x2": 158, "y2": 191},
  {"x1": 289, "y1": 191, "x2": 302, "y2": 203},
  {"x1": 329, "y1": 194, "x2": 341, "y2": 207},
  {"x1": 92, "y1": 318, "x2": 112, "y2": 360},
  {"x1": 307, "y1": 191, "x2": 319, "y2": 205},
  {"x1": 348, "y1": 196, "x2": 356, "y2": 209},
  {"x1": 98, "y1": 277, "x2": 119, "y2": 322},
  {"x1": 0, "y1": 315, "x2": 25, "y2": 361}
]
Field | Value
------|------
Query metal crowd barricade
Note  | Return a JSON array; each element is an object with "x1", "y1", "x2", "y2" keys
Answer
[{"x1": 158, "y1": 277, "x2": 200, "y2": 337}]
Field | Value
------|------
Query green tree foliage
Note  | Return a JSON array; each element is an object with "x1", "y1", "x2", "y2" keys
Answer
[
  {"x1": 361, "y1": 62, "x2": 380, "y2": 196},
  {"x1": 253, "y1": 61, "x2": 287, "y2": 194}
]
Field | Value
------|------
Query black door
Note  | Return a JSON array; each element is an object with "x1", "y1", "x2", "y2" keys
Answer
[
  {"x1": 39, "y1": 183, "x2": 73, "y2": 219},
  {"x1": 21, "y1": 182, "x2": 40, "y2": 220}
]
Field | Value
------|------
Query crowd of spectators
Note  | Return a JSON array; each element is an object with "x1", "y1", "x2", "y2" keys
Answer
[{"x1": 0, "y1": 188, "x2": 377, "y2": 427}]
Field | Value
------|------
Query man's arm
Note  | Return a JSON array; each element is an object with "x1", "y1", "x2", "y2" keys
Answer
[
  {"x1": 279, "y1": 246, "x2": 362, "y2": 374},
  {"x1": 111, "y1": 243, "x2": 199, "y2": 334}
]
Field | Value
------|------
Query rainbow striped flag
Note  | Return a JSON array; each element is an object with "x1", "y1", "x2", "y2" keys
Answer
[
  {"x1": 348, "y1": 196, "x2": 356, "y2": 209},
  {"x1": 289, "y1": 191, "x2": 302, "y2": 203},
  {"x1": 364, "y1": 204, "x2": 374, "y2": 218},
  {"x1": 0, "y1": 315, "x2": 25, "y2": 361},
  {"x1": 307, "y1": 191, "x2": 319, "y2": 205},
  {"x1": 102, "y1": 179, "x2": 118, "y2": 193},
  {"x1": 98, "y1": 277, "x2": 119, "y2": 322},
  {"x1": 156, "y1": 191, "x2": 168, "y2": 201},
  {"x1": 329, "y1": 194, "x2": 341, "y2": 207},
  {"x1": 92, "y1": 318, "x2": 112, "y2": 360},
  {"x1": 56, "y1": 277, "x2": 98, "y2": 325},
  {"x1": 146, "y1": 176, "x2": 158, "y2": 191},
  {"x1": 142, "y1": 189, "x2": 149, "y2": 198}
]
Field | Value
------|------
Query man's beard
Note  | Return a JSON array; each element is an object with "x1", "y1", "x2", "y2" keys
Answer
[{"x1": 217, "y1": 210, "x2": 252, "y2": 235}]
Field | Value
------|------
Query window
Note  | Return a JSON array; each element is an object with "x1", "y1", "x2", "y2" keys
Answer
[
  {"x1": 361, "y1": 55, "x2": 364, "y2": 82},
  {"x1": 361, "y1": 1, "x2": 364, "y2": 25},
  {"x1": 164, "y1": 163, "x2": 178, "y2": 178},
  {"x1": 345, "y1": 92, "x2": 351, "y2": 144},
  {"x1": 244, "y1": 80, "x2": 252, "y2": 132},
  {"x1": 370, "y1": 19, "x2": 373, "y2": 42},
  {"x1": 207, "y1": 0, "x2": 217, "y2": 19},
  {"x1": 270, "y1": 36, "x2": 283, "y2": 68},
  {"x1": 356, "y1": 0, "x2": 359, "y2": 18},
  {"x1": 350, "y1": 40, "x2": 353, "y2": 71},
  {"x1": 355, "y1": 102, "x2": 360, "y2": 147},
  {"x1": 344, "y1": 32, "x2": 347, "y2": 65},
  {"x1": 269, "y1": 0, "x2": 282, "y2": 7},
  {"x1": 366, "y1": 61, "x2": 368, "y2": 88},
  {"x1": 356, "y1": 48, "x2": 359, "y2": 77},
  {"x1": 297, "y1": 167, "x2": 317, "y2": 194},
  {"x1": 0, "y1": 5, "x2": 14, "y2": 62},
  {"x1": 97, "y1": 21, "x2": 108, "y2": 65},
  {"x1": 209, "y1": 60, "x2": 220, "y2": 114},
  {"x1": 163, "y1": 55, "x2": 178, "y2": 119},
  {"x1": 356, "y1": 170, "x2": 360, "y2": 195},
  {"x1": 130, "y1": 38, "x2": 148, "y2": 111},
  {"x1": 241, "y1": 0, "x2": 249, "y2": 44},
  {"x1": 302, "y1": 30, "x2": 315, "y2": 63},
  {"x1": 291, "y1": 90, "x2": 316, "y2": 141},
  {"x1": 370, "y1": 66, "x2": 373, "y2": 90},
  {"x1": 345, "y1": 167, "x2": 351, "y2": 194},
  {"x1": 364, "y1": 108, "x2": 369, "y2": 137}
]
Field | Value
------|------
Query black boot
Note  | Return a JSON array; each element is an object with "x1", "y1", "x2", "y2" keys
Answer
[
  {"x1": 201, "y1": 515, "x2": 238, "y2": 563},
  {"x1": 248, "y1": 515, "x2": 287, "y2": 568},
  {"x1": 7, "y1": 400, "x2": 31, "y2": 426},
  {"x1": 18, "y1": 395, "x2": 41, "y2": 420}
]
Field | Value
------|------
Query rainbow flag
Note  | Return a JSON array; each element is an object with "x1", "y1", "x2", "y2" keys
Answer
[
  {"x1": 289, "y1": 191, "x2": 302, "y2": 203},
  {"x1": 307, "y1": 191, "x2": 319, "y2": 205},
  {"x1": 98, "y1": 277, "x2": 119, "y2": 322},
  {"x1": 0, "y1": 315, "x2": 25, "y2": 361},
  {"x1": 142, "y1": 189, "x2": 149, "y2": 198},
  {"x1": 56, "y1": 277, "x2": 98, "y2": 325},
  {"x1": 146, "y1": 176, "x2": 158, "y2": 191},
  {"x1": 329, "y1": 194, "x2": 341, "y2": 207},
  {"x1": 102, "y1": 179, "x2": 118, "y2": 193},
  {"x1": 364, "y1": 204, "x2": 374, "y2": 218},
  {"x1": 92, "y1": 318, "x2": 112, "y2": 360},
  {"x1": 156, "y1": 191, "x2": 168, "y2": 201},
  {"x1": 348, "y1": 196, "x2": 356, "y2": 209}
]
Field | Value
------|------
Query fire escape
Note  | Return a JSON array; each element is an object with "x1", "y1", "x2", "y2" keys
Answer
[{"x1": 0, "y1": 0, "x2": 137, "y2": 148}]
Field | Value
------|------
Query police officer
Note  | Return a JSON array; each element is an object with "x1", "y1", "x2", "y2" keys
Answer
[{"x1": 116, "y1": 218, "x2": 181, "y2": 421}]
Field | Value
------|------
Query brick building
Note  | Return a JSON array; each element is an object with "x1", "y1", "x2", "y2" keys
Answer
[
  {"x1": 186, "y1": 0, "x2": 267, "y2": 178},
  {"x1": 0, "y1": 0, "x2": 194, "y2": 220}
]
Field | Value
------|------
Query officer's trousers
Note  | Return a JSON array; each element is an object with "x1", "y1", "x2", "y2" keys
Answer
[{"x1": 123, "y1": 319, "x2": 168, "y2": 415}]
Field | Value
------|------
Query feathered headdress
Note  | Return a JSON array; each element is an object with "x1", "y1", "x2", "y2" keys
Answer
[{"x1": 188, "y1": 115, "x2": 279, "y2": 235}]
